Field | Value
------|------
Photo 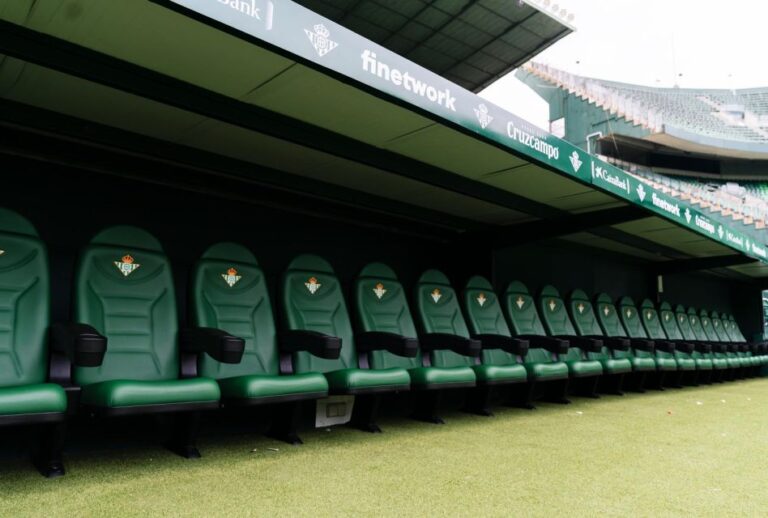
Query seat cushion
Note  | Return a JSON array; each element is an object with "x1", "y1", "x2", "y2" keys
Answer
[
  {"x1": 472, "y1": 364, "x2": 527, "y2": 385},
  {"x1": 726, "y1": 357, "x2": 741, "y2": 368},
  {"x1": 0, "y1": 383, "x2": 67, "y2": 416},
  {"x1": 695, "y1": 358, "x2": 713, "y2": 370},
  {"x1": 218, "y1": 372, "x2": 328, "y2": 401},
  {"x1": 408, "y1": 366, "x2": 475, "y2": 389},
  {"x1": 600, "y1": 358, "x2": 632, "y2": 374},
  {"x1": 567, "y1": 360, "x2": 603, "y2": 378},
  {"x1": 712, "y1": 358, "x2": 729, "y2": 369},
  {"x1": 655, "y1": 357, "x2": 678, "y2": 371},
  {"x1": 81, "y1": 378, "x2": 220, "y2": 408},
  {"x1": 325, "y1": 368, "x2": 410, "y2": 394},
  {"x1": 525, "y1": 362, "x2": 569, "y2": 381},
  {"x1": 630, "y1": 357, "x2": 657, "y2": 371},
  {"x1": 676, "y1": 358, "x2": 696, "y2": 371}
]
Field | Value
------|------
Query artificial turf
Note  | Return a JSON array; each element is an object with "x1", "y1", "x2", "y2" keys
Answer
[{"x1": 3, "y1": 379, "x2": 768, "y2": 516}]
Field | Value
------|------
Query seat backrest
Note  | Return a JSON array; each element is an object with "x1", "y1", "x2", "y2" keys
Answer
[
  {"x1": 355, "y1": 263, "x2": 420, "y2": 370},
  {"x1": 726, "y1": 315, "x2": 747, "y2": 342},
  {"x1": 538, "y1": 285, "x2": 577, "y2": 336},
  {"x1": 594, "y1": 293, "x2": 627, "y2": 338},
  {"x1": 568, "y1": 289, "x2": 604, "y2": 337},
  {"x1": 687, "y1": 307, "x2": 709, "y2": 341},
  {"x1": 504, "y1": 281, "x2": 546, "y2": 336},
  {"x1": 0, "y1": 208, "x2": 50, "y2": 388},
  {"x1": 74, "y1": 226, "x2": 178, "y2": 385},
  {"x1": 414, "y1": 270, "x2": 473, "y2": 368},
  {"x1": 282, "y1": 254, "x2": 355, "y2": 374},
  {"x1": 659, "y1": 302, "x2": 684, "y2": 340},
  {"x1": 720, "y1": 315, "x2": 740, "y2": 342},
  {"x1": 618, "y1": 297, "x2": 649, "y2": 339},
  {"x1": 639, "y1": 299, "x2": 667, "y2": 340},
  {"x1": 710, "y1": 311, "x2": 731, "y2": 342},
  {"x1": 463, "y1": 276, "x2": 517, "y2": 366},
  {"x1": 504, "y1": 281, "x2": 551, "y2": 364},
  {"x1": 192, "y1": 242, "x2": 278, "y2": 379},
  {"x1": 698, "y1": 309, "x2": 721, "y2": 342},
  {"x1": 674, "y1": 305, "x2": 697, "y2": 341}
]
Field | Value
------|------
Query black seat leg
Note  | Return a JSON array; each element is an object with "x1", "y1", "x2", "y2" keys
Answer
[
  {"x1": 35, "y1": 420, "x2": 66, "y2": 478},
  {"x1": 507, "y1": 381, "x2": 536, "y2": 409},
  {"x1": 351, "y1": 394, "x2": 383, "y2": 432},
  {"x1": 267, "y1": 401, "x2": 304, "y2": 445},
  {"x1": 545, "y1": 378, "x2": 571, "y2": 404},
  {"x1": 465, "y1": 385, "x2": 493, "y2": 417},
  {"x1": 167, "y1": 412, "x2": 202, "y2": 459},
  {"x1": 411, "y1": 390, "x2": 444, "y2": 424}
]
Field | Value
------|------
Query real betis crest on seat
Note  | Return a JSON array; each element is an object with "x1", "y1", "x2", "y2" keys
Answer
[
  {"x1": 373, "y1": 282, "x2": 386, "y2": 299},
  {"x1": 476, "y1": 292, "x2": 487, "y2": 306},
  {"x1": 222, "y1": 267, "x2": 241, "y2": 287},
  {"x1": 0, "y1": 249, "x2": 4, "y2": 256},
  {"x1": 548, "y1": 299, "x2": 556, "y2": 311},
  {"x1": 305, "y1": 276, "x2": 321, "y2": 294},
  {"x1": 114, "y1": 254, "x2": 140, "y2": 277},
  {"x1": 516, "y1": 296, "x2": 525, "y2": 309},
  {"x1": 431, "y1": 288, "x2": 442, "y2": 303}
]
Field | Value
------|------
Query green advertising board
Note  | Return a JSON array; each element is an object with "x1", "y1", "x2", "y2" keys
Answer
[{"x1": 160, "y1": 0, "x2": 768, "y2": 263}]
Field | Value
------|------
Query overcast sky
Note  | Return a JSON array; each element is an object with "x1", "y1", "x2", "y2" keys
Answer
[{"x1": 481, "y1": 0, "x2": 768, "y2": 129}]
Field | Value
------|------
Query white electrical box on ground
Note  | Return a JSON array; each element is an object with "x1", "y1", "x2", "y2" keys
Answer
[{"x1": 315, "y1": 395, "x2": 355, "y2": 427}]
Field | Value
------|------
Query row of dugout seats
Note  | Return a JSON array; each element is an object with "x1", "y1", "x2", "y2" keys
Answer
[{"x1": 0, "y1": 208, "x2": 765, "y2": 477}]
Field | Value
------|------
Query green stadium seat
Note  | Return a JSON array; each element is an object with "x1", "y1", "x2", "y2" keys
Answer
[
  {"x1": 725, "y1": 314, "x2": 768, "y2": 373},
  {"x1": 354, "y1": 263, "x2": 475, "y2": 422},
  {"x1": 658, "y1": 302, "x2": 700, "y2": 385},
  {"x1": 618, "y1": 297, "x2": 674, "y2": 389},
  {"x1": 686, "y1": 307, "x2": 728, "y2": 382},
  {"x1": 638, "y1": 299, "x2": 684, "y2": 388},
  {"x1": 72, "y1": 226, "x2": 221, "y2": 458},
  {"x1": 538, "y1": 285, "x2": 603, "y2": 397},
  {"x1": 673, "y1": 305, "x2": 714, "y2": 384},
  {"x1": 0, "y1": 208, "x2": 103, "y2": 477},
  {"x1": 462, "y1": 276, "x2": 532, "y2": 413},
  {"x1": 413, "y1": 270, "x2": 525, "y2": 418},
  {"x1": 190, "y1": 243, "x2": 328, "y2": 444},
  {"x1": 718, "y1": 314, "x2": 755, "y2": 377},
  {"x1": 594, "y1": 293, "x2": 656, "y2": 392},
  {"x1": 568, "y1": 290, "x2": 632, "y2": 394},
  {"x1": 699, "y1": 310, "x2": 739, "y2": 380},
  {"x1": 281, "y1": 254, "x2": 410, "y2": 433},
  {"x1": 711, "y1": 311, "x2": 746, "y2": 379},
  {"x1": 503, "y1": 281, "x2": 570, "y2": 406}
]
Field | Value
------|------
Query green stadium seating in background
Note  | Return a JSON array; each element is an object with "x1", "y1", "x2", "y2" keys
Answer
[
  {"x1": 281, "y1": 254, "x2": 410, "y2": 433},
  {"x1": 538, "y1": 285, "x2": 603, "y2": 398},
  {"x1": 354, "y1": 263, "x2": 475, "y2": 423},
  {"x1": 412, "y1": 270, "x2": 527, "y2": 418},
  {"x1": 72, "y1": 226, "x2": 222, "y2": 458},
  {"x1": 594, "y1": 293, "x2": 656, "y2": 391},
  {"x1": 503, "y1": 281, "x2": 570, "y2": 406},
  {"x1": 568, "y1": 290, "x2": 631, "y2": 394},
  {"x1": 190, "y1": 243, "x2": 328, "y2": 445},
  {"x1": 658, "y1": 302, "x2": 700, "y2": 385},
  {"x1": 462, "y1": 275, "x2": 532, "y2": 413}
]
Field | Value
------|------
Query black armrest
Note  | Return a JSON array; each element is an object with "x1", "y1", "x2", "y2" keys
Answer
[
  {"x1": 356, "y1": 332, "x2": 418, "y2": 357},
  {"x1": 693, "y1": 342, "x2": 712, "y2": 353},
  {"x1": 473, "y1": 334, "x2": 529, "y2": 356},
  {"x1": 420, "y1": 333, "x2": 481, "y2": 358},
  {"x1": 520, "y1": 335, "x2": 569, "y2": 354},
  {"x1": 711, "y1": 342, "x2": 728, "y2": 353},
  {"x1": 279, "y1": 330, "x2": 342, "y2": 360},
  {"x1": 675, "y1": 341, "x2": 695, "y2": 354},
  {"x1": 50, "y1": 323, "x2": 107, "y2": 367},
  {"x1": 739, "y1": 343, "x2": 749, "y2": 353},
  {"x1": 558, "y1": 336, "x2": 603, "y2": 352},
  {"x1": 180, "y1": 328, "x2": 245, "y2": 364},
  {"x1": 655, "y1": 340, "x2": 676, "y2": 353},
  {"x1": 629, "y1": 339, "x2": 655, "y2": 352},
  {"x1": 726, "y1": 343, "x2": 739, "y2": 353},
  {"x1": 601, "y1": 337, "x2": 630, "y2": 351}
]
